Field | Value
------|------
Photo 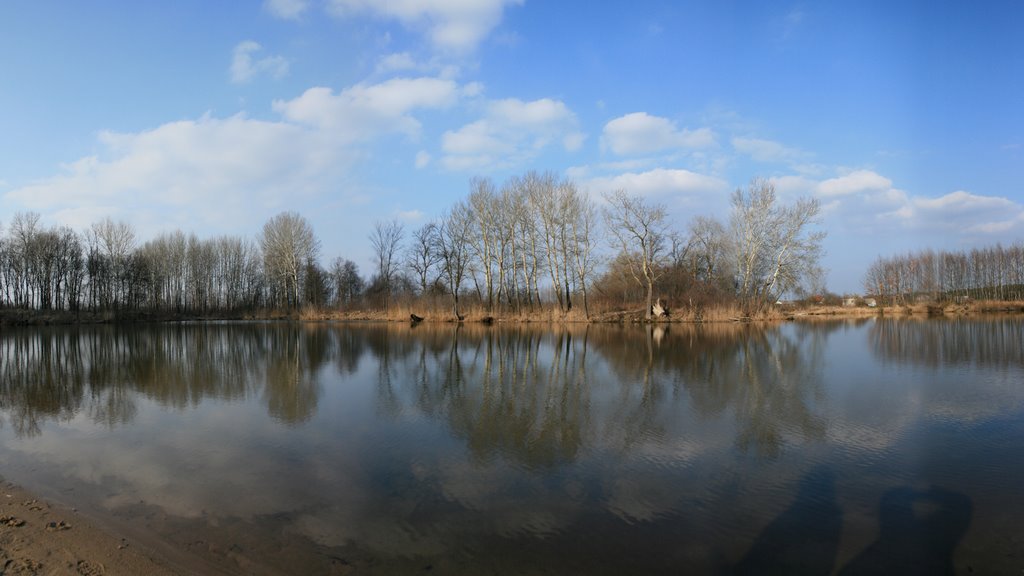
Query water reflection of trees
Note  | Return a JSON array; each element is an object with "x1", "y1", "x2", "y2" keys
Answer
[
  {"x1": 374, "y1": 324, "x2": 591, "y2": 469},
  {"x1": 381, "y1": 321, "x2": 836, "y2": 464},
  {"x1": 0, "y1": 324, "x2": 337, "y2": 436},
  {"x1": 869, "y1": 318, "x2": 1024, "y2": 368},
  {"x1": 2, "y1": 321, "x2": 842, "y2": 459},
  {"x1": 587, "y1": 322, "x2": 832, "y2": 457}
]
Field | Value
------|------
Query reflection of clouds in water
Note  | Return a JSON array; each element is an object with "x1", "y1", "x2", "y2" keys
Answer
[
  {"x1": 3, "y1": 321, "x2": 1023, "y2": 572},
  {"x1": 827, "y1": 362, "x2": 1024, "y2": 455},
  {"x1": 605, "y1": 471, "x2": 686, "y2": 523},
  {"x1": 633, "y1": 438, "x2": 707, "y2": 469},
  {"x1": 423, "y1": 457, "x2": 584, "y2": 539},
  {"x1": 7, "y1": 397, "x2": 370, "y2": 545}
]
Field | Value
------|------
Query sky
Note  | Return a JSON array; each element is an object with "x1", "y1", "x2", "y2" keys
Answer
[{"x1": 1, "y1": 0, "x2": 1022, "y2": 293}]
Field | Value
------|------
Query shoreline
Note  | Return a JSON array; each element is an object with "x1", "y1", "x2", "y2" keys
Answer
[
  {"x1": 2, "y1": 300, "x2": 1022, "y2": 327},
  {"x1": 0, "y1": 478, "x2": 186, "y2": 576}
]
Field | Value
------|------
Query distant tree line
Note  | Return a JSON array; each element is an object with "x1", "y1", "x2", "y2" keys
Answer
[
  {"x1": 0, "y1": 210, "x2": 350, "y2": 315},
  {"x1": 864, "y1": 243, "x2": 1024, "y2": 304},
  {"x1": 0, "y1": 175, "x2": 827, "y2": 319}
]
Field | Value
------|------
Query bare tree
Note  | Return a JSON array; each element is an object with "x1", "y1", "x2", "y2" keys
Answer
[
  {"x1": 510, "y1": 173, "x2": 545, "y2": 308},
  {"x1": 260, "y1": 211, "x2": 320, "y2": 309},
  {"x1": 436, "y1": 202, "x2": 473, "y2": 320},
  {"x1": 369, "y1": 219, "x2": 404, "y2": 312},
  {"x1": 565, "y1": 181, "x2": 599, "y2": 318},
  {"x1": 406, "y1": 222, "x2": 442, "y2": 295},
  {"x1": 9, "y1": 212, "x2": 41, "y2": 307},
  {"x1": 87, "y1": 217, "x2": 136, "y2": 310},
  {"x1": 528, "y1": 171, "x2": 573, "y2": 311},
  {"x1": 331, "y1": 257, "x2": 364, "y2": 307},
  {"x1": 730, "y1": 178, "x2": 825, "y2": 310},
  {"x1": 466, "y1": 177, "x2": 500, "y2": 310},
  {"x1": 688, "y1": 216, "x2": 730, "y2": 285},
  {"x1": 602, "y1": 190, "x2": 671, "y2": 320}
]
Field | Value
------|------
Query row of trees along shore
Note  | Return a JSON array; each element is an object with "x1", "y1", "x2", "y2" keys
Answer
[
  {"x1": 0, "y1": 174, "x2": 828, "y2": 321},
  {"x1": 864, "y1": 243, "x2": 1024, "y2": 305}
]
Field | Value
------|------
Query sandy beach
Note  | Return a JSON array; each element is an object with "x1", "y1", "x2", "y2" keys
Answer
[{"x1": 0, "y1": 480, "x2": 182, "y2": 576}]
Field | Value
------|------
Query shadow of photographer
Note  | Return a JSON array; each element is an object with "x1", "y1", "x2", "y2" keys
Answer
[
  {"x1": 735, "y1": 466, "x2": 843, "y2": 575},
  {"x1": 839, "y1": 485, "x2": 972, "y2": 576},
  {"x1": 734, "y1": 468, "x2": 972, "y2": 576}
]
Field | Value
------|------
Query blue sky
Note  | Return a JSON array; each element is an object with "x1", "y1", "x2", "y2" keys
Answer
[{"x1": 1, "y1": 0, "x2": 1022, "y2": 292}]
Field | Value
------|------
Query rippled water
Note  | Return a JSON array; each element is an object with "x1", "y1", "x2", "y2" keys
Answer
[{"x1": 1, "y1": 319, "x2": 1022, "y2": 574}]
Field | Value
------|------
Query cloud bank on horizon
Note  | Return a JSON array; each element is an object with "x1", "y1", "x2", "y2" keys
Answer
[{"x1": 1, "y1": 0, "x2": 1021, "y2": 292}]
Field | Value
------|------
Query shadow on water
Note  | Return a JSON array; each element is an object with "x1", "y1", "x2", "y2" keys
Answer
[
  {"x1": 733, "y1": 471, "x2": 973, "y2": 576},
  {"x1": 734, "y1": 466, "x2": 842, "y2": 576},
  {"x1": 838, "y1": 486, "x2": 972, "y2": 576}
]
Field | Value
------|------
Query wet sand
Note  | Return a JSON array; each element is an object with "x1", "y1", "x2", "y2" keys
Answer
[{"x1": 0, "y1": 480, "x2": 183, "y2": 576}]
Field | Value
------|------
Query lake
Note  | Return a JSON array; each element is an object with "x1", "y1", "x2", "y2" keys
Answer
[{"x1": 1, "y1": 319, "x2": 1022, "y2": 574}]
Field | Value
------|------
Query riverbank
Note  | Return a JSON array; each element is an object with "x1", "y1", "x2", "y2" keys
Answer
[
  {"x1": 0, "y1": 479, "x2": 182, "y2": 576},
  {"x1": 2, "y1": 300, "x2": 1022, "y2": 327}
]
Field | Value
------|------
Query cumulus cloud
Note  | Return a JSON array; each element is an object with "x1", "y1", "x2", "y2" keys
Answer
[
  {"x1": 4, "y1": 114, "x2": 346, "y2": 233},
  {"x1": 273, "y1": 77, "x2": 460, "y2": 141},
  {"x1": 326, "y1": 0, "x2": 523, "y2": 53},
  {"x1": 230, "y1": 41, "x2": 289, "y2": 84},
  {"x1": 441, "y1": 97, "x2": 585, "y2": 170},
  {"x1": 770, "y1": 167, "x2": 1024, "y2": 238},
  {"x1": 4, "y1": 74, "x2": 470, "y2": 237},
  {"x1": 263, "y1": 0, "x2": 309, "y2": 20},
  {"x1": 581, "y1": 168, "x2": 728, "y2": 200},
  {"x1": 908, "y1": 191, "x2": 1024, "y2": 233},
  {"x1": 817, "y1": 169, "x2": 892, "y2": 197},
  {"x1": 601, "y1": 112, "x2": 716, "y2": 156}
]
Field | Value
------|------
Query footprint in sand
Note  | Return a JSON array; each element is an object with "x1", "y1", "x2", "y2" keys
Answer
[
  {"x1": 45, "y1": 520, "x2": 72, "y2": 532},
  {"x1": 76, "y1": 559, "x2": 105, "y2": 575},
  {"x1": 2, "y1": 557, "x2": 44, "y2": 574},
  {"x1": 20, "y1": 500, "x2": 45, "y2": 511}
]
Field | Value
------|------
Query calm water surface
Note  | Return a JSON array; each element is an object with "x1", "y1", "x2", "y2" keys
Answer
[{"x1": 1, "y1": 319, "x2": 1022, "y2": 574}]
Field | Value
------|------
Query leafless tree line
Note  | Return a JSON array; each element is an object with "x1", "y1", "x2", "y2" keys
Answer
[
  {"x1": 375, "y1": 175, "x2": 823, "y2": 318},
  {"x1": 382, "y1": 171, "x2": 600, "y2": 318},
  {"x1": 0, "y1": 210, "x2": 354, "y2": 314},
  {"x1": 0, "y1": 177, "x2": 826, "y2": 318},
  {"x1": 864, "y1": 243, "x2": 1024, "y2": 304},
  {"x1": 596, "y1": 178, "x2": 825, "y2": 315}
]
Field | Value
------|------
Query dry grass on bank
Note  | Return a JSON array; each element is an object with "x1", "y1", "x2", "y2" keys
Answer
[{"x1": 3, "y1": 299, "x2": 1022, "y2": 327}]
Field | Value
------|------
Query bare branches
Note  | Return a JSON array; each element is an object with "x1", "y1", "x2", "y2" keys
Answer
[
  {"x1": 260, "y1": 211, "x2": 320, "y2": 309},
  {"x1": 369, "y1": 219, "x2": 405, "y2": 311},
  {"x1": 730, "y1": 178, "x2": 824, "y2": 309},
  {"x1": 602, "y1": 189, "x2": 671, "y2": 319}
]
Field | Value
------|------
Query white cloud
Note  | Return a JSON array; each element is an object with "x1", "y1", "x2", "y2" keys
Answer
[
  {"x1": 601, "y1": 112, "x2": 716, "y2": 156},
  {"x1": 773, "y1": 167, "x2": 1024, "y2": 238},
  {"x1": 770, "y1": 174, "x2": 818, "y2": 196},
  {"x1": 4, "y1": 114, "x2": 347, "y2": 234},
  {"x1": 395, "y1": 209, "x2": 425, "y2": 222},
  {"x1": 908, "y1": 190, "x2": 1024, "y2": 233},
  {"x1": 582, "y1": 168, "x2": 728, "y2": 200},
  {"x1": 326, "y1": 0, "x2": 523, "y2": 53},
  {"x1": 732, "y1": 136, "x2": 807, "y2": 164},
  {"x1": 273, "y1": 77, "x2": 459, "y2": 141},
  {"x1": 373, "y1": 52, "x2": 463, "y2": 79},
  {"x1": 263, "y1": 0, "x2": 309, "y2": 20},
  {"x1": 4, "y1": 74, "x2": 471, "y2": 239},
  {"x1": 230, "y1": 41, "x2": 289, "y2": 84},
  {"x1": 441, "y1": 97, "x2": 585, "y2": 170},
  {"x1": 817, "y1": 169, "x2": 892, "y2": 197},
  {"x1": 415, "y1": 151, "x2": 431, "y2": 168}
]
